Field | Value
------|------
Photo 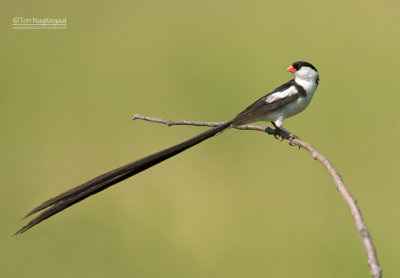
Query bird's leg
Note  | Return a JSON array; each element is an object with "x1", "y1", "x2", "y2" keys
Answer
[
  {"x1": 270, "y1": 122, "x2": 299, "y2": 145},
  {"x1": 269, "y1": 122, "x2": 281, "y2": 140}
]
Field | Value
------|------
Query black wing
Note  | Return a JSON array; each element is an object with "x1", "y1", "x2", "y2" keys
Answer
[{"x1": 232, "y1": 79, "x2": 301, "y2": 125}]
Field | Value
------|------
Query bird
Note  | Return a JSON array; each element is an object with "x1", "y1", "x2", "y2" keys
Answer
[{"x1": 15, "y1": 61, "x2": 319, "y2": 235}]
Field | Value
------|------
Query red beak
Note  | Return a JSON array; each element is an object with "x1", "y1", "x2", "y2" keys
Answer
[{"x1": 286, "y1": 64, "x2": 296, "y2": 73}]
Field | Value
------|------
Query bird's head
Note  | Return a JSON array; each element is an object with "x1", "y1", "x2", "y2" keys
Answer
[{"x1": 287, "y1": 61, "x2": 319, "y2": 83}]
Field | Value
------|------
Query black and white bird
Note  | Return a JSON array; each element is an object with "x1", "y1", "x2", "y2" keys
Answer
[{"x1": 16, "y1": 61, "x2": 320, "y2": 235}]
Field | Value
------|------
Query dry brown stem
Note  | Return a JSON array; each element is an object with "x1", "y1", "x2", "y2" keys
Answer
[{"x1": 132, "y1": 113, "x2": 382, "y2": 278}]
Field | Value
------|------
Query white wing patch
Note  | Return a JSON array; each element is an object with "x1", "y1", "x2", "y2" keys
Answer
[{"x1": 265, "y1": 86, "x2": 298, "y2": 103}]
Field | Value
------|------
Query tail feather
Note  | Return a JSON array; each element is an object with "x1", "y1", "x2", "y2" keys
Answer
[{"x1": 15, "y1": 121, "x2": 232, "y2": 235}]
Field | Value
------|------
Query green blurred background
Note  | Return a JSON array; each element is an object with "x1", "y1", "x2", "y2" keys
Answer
[{"x1": 1, "y1": 0, "x2": 399, "y2": 277}]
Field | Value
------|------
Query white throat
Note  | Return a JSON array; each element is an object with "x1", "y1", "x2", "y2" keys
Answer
[
  {"x1": 295, "y1": 67, "x2": 319, "y2": 82},
  {"x1": 294, "y1": 67, "x2": 319, "y2": 93}
]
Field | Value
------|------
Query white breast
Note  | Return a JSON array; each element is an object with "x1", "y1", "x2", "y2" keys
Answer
[{"x1": 285, "y1": 78, "x2": 318, "y2": 117}]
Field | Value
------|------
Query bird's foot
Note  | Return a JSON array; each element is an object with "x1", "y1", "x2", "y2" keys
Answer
[{"x1": 268, "y1": 123, "x2": 299, "y2": 146}]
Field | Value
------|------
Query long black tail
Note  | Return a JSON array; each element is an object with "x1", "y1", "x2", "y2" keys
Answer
[{"x1": 15, "y1": 121, "x2": 232, "y2": 235}]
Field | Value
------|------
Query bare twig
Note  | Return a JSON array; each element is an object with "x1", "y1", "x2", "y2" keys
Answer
[{"x1": 132, "y1": 113, "x2": 382, "y2": 278}]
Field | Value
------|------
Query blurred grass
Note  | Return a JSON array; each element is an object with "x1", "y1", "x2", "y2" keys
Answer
[{"x1": 1, "y1": 0, "x2": 399, "y2": 277}]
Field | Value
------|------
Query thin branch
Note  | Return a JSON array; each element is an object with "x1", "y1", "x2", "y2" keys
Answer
[
  {"x1": 132, "y1": 113, "x2": 382, "y2": 278},
  {"x1": 132, "y1": 114, "x2": 264, "y2": 131}
]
